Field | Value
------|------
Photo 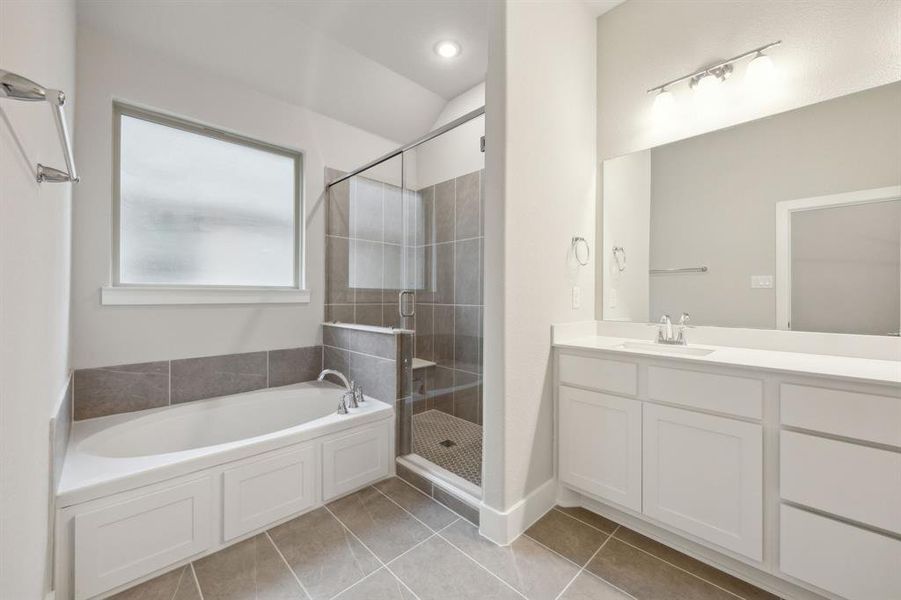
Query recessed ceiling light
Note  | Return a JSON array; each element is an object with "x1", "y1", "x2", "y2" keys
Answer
[{"x1": 434, "y1": 40, "x2": 461, "y2": 59}]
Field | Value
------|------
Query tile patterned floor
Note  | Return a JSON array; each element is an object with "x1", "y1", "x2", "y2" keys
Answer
[
  {"x1": 411, "y1": 409, "x2": 482, "y2": 486},
  {"x1": 112, "y1": 481, "x2": 781, "y2": 600}
]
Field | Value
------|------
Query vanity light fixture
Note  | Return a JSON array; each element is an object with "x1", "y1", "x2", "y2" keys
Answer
[
  {"x1": 434, "y1": 40, "x2": 461, "y2": 59},
  {"x1": 647, "y1": 41, "x2": 781, "y2": 100}
]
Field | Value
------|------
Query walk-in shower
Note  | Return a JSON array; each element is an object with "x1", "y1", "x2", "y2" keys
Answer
[{"x1": 325, "y1": 107, "x2": 485, "y2": 497}]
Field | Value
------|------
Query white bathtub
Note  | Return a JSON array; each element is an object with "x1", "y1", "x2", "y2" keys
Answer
[
  {"x1": 59, "y1": 380, "x2": 392, "y2": 506},
  {"x1": 56, "y1": 381, "x2": 395, "y2": 599}
]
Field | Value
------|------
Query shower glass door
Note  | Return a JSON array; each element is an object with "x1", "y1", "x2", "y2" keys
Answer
[{"x1": 399, "y1": 114, "x2": 486, "y2": 493}]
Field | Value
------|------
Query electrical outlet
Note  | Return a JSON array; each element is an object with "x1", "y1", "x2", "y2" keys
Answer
[
  {"x1": 750, "y1": 275, "x2": 774, "y2": 289},
  {"x1": 572, "y1": 286, "x2": 581, "y2": 309}
]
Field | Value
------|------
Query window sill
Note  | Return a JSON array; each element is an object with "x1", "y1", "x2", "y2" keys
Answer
[{"x1": 101, "y1": 286, "x2": 311, "y2": 306}]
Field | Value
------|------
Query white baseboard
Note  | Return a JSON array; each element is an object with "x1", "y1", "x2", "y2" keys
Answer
[{"x1": 479, "y1": 478, "x2": 557, "y2": 545}]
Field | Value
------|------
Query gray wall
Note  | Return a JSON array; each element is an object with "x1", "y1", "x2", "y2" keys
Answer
[{"x1": 648, "y1": 82, "x2": 901, "y2": 328}]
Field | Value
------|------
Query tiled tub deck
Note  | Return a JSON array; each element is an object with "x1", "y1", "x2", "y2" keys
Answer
[{"x1": 110, "y1": 477, "x2": 780, "y2": 600}]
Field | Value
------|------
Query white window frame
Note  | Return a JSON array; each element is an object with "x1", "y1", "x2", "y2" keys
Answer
[
  {"x1": 774, "y1": 185, "x2": 901, "y2": 330},
  {"x1": 103, "y1": 102, "x2": 309, "y2": 305}
]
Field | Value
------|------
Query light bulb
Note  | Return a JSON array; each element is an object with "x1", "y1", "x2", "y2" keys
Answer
[
  {"x1": 434, "y1": 40, "x2": 461, "y2": 59},
  {"x1": 653, "y1": 88, "x2": 675, "y2": 115},
  {"x1": 745, "y1": 52, "x2": 775, "y2": 87},
  {"x1": 694, "y1": 72, "x2": 719, "y2": 93}
]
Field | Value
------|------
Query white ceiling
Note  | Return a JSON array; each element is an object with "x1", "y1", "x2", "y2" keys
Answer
[{"x1": 76, "y1": 0, "x2": 620, "y2": 143}]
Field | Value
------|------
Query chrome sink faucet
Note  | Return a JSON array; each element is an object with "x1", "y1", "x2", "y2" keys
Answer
[{"x1": 657, "y1": 313, "x2": 690, "y2": 345}]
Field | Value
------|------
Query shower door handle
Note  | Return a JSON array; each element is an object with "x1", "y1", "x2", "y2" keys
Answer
[{"x1": 398, "y1": 290, "x2": 415, "y2": 318}]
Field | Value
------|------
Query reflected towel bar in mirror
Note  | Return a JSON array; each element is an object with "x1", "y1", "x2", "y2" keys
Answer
[{"x1": 649, "y1": 266, "x2": 708, "y2": 274}]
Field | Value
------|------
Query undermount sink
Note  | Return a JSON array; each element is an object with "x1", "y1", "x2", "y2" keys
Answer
[{"x1": 614, "y1": 341, "x2": 716, "y2": 357}]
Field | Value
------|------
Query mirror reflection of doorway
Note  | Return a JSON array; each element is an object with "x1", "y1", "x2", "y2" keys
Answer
[{"x1": 776, "y1": 187, "x2": 901, "y2": 336}]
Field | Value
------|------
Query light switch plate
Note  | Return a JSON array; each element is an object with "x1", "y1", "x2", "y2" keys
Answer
[
  {"x1": 751, "y1": 275, "x2": 774, "y2": 289},
  {"x1": 572, "y1": 286, "x2": 581, "y2": 309}
]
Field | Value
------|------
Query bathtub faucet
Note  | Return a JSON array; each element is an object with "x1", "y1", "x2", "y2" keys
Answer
[
  {"x1": 318, "y1": 369, "x2": 362, "y2": 414},
  {"x1": 318, "y1": 369, "x2": 351, "y2": 390}
]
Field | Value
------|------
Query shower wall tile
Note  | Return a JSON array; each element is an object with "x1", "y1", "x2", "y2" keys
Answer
[
  {"x1": 323, "y1": 324, "x2": 395, "y2": 359},
  {"x1": 171, "y1": 352, "x2": 267, "y2": 404},
  {"x1": 454, "y1": 306, "x2": 481, "y2": 374},
  {"x1": 327, "y1": 170, "x2": 350, "y2": 237},
  {"x1": 454, "y1": 239, "x2": 480, "y2": 305},
  {"x1": 326, "y1": 304, "x2": 354, "y2": 323},
  {"x1": 74, "y1": 361, "x2": 169, "y2": 420},
  {"x1": 453, "y1": 370, "x2": 481, "y2": 425},
  {"x1": 455, "y1": 171, "x2": 480, "y2": 240},
  {"x1": 429, "y1": 366, "x2": 455, "y2": 415},
  {"x1": 269, "y1": 346, "x2": 322, "y2": 387},
  {"x1": 383, "y1": 243, "x2": 402, "y2": 291},
  {"x1": 382, "y1": 303, "x2": 402, "y2": 330},
  {"x1": 415, "y1": 303, "x2": 434, "y2": 361},
  {"x1": 355, "y1": 304, "x2": 383, "y2": 327},
  {"x1": 434, "y1": 242, "x2": 455, "y2": 304},
  {"x1": 326, "y1": 235, "x2": 353, "y2": 304},
  {"x1": 420, "y1": 186, "x2": 435, "y2": 245},
  {"x1": 434, "y1": 179, "x2": 456, "y2": 243},
  {"x1": 433, "y1": 305, "x2": 455, "y2": 368}
]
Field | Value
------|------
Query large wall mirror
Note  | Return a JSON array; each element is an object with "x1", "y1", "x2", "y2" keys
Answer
[{"x1": 600, "y1": 81, "x2": 901, "y2": 337}]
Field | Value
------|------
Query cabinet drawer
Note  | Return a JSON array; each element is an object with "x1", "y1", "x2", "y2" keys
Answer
[
  {"x1": 558, "y1": 353, "x2": 637, "y2": 396},
  {"x1": 780, "y1": 504, "x2": 901, "y2": 600},
  {"x1": 223, "y1": 443, "x2": 318, "y2": 541},
  {"x1": 647, "y1": 366, "x2": 762, "y2": 419},
  {"x1": 558, "y1": 386, "x2": 642, "y2": 511},
  {"x1": 781, "y1": 431, "x2": 901, "y2": 533},
  {"x1": 74, "y1": 477, "x2": 212, "y2": 600},
  {"x1": 781, "y1": 383, "x2": 901, "y2": 447},
  {"x1": 322, "y1": 420, "x2": 392, "y2": 501}
]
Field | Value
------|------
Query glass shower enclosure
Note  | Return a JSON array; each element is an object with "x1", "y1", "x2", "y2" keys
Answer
[{"x1": 325, "y1": 109, "x2": 485, "y2": 497}]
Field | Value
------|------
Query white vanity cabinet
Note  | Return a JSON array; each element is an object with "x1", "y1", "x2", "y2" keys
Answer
[{"x1": 554, "y1": 343, "x2": 901, "y2": 600}]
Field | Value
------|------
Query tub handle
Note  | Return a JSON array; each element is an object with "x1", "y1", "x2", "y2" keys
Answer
[{"x1": 354, "y1": 384, "x2": 365, "y2": 404}]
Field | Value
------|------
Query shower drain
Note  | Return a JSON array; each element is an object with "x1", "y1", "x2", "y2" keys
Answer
[{"x1": 439, "y1": 439, "x2": 457, "y2": 448}]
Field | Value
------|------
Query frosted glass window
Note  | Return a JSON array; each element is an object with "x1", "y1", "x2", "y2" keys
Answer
[{"x1": 117, "y1": 109, "x2": 300, "y2": 287}]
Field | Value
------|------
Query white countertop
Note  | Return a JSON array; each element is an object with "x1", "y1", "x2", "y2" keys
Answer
[{"x1": 554, "y1": 335, "x2": 901, "y2": 386}]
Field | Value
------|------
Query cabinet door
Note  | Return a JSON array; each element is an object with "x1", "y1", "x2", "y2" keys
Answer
[
  {"x1": 559, "y1": 385, "x2": 641, "y2": 511},
  {"x1": 643, "y1": 404, "x2": 763, "y2": 561},
  {"x1": 74, "y1": 477, "x2": 212, "y2": 600},
  {"x1": 322, "y1": 420, "x2": 392, "y2": 501},
  {"x1": 223, "y1": 443, "x2": 318, "y2": 541}
]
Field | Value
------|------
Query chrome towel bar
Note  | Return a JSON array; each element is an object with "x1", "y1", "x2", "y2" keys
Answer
[
  {"x1": 649, "y1": 266, "x2": 708, "y2": 274},
  {"x1": 0, "y1": 69, "x2": 79, "y2": 183}
]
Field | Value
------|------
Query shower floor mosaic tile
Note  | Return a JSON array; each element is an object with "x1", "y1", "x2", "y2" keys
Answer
[
  {"x1": 412, "y1": 409, "x2": 483, "y2": 486},
  {"x1": 111, "y1": 480, "x2": 780, "y2": 600}
]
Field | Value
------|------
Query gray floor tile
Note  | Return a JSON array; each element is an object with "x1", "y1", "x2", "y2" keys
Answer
[
  {"x1": 585, "y1": 538, "x2": 735, "y2": 600},
  {"x1": 558, "y1": 572, "x2": 633, "y2": 600},
  {"x1": 109, "y1": 565, "x2": 199, "y2": 600},
  {"x1": 555, "y1": 506, "x2": 619, "y2": 534},
  {"x1": 192, "y1": 534, "x2": 306, "y2": 600},
  {"x1": 332, "y1": 568, "x2": 417, "y2": 600},
  {"x1": 441, "y1": 520, "x2": 579, "y2": 600},
  {"x1": 525, "y1": 509, "x2": 608, "y2": 567},
  {"x1": 268, "y1": 507, "x2": 380, "y2": 600},
  {"x1": 373, "y1": 477, "x2": 458, "y2": 531},
  {"x1": 613, "y1": 528, "x2": 779, "y2": 600},
  {"x1": 432, "y1": 486, "x2": 480, "y2": 526},
  {"x1": 327, "y1": 486, "x2": 432, "y2": 562},
  {"x1": 389, "y1": 536, "x2": 522, "y2": 600}
]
